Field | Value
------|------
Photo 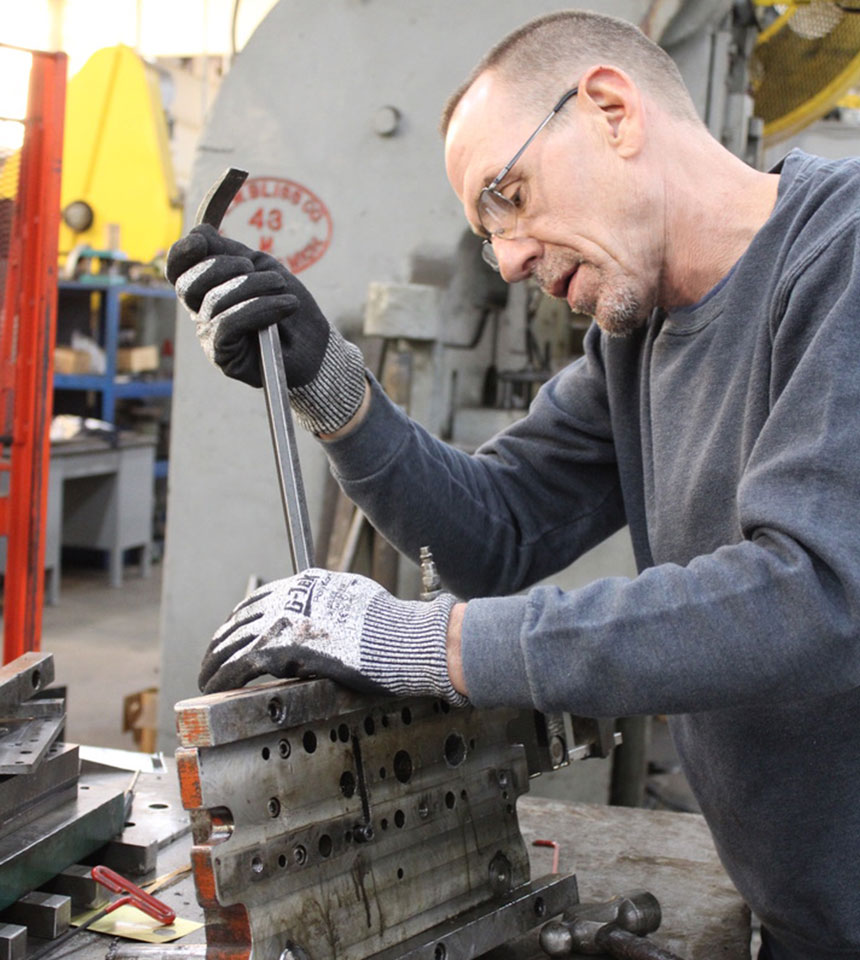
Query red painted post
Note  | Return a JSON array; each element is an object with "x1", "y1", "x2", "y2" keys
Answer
[{"x1": 1, "y1": 48, "x2": 67, "y2": 662}]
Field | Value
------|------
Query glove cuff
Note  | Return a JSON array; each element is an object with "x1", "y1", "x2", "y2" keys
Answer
[
  {"x1": 361, "y1": 592, "x2": 468, "y2": 706},
  {"x1": 289, "y1": 329, "x2": 367, "y2": 435}
]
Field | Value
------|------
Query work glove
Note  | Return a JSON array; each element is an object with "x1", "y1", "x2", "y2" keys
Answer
[
  {"x1": 165, "y1": 224, "x2": 367, "y2": 435},
  {"x1": 199, "y1": 568, "x2": 468, "y2": 705}
]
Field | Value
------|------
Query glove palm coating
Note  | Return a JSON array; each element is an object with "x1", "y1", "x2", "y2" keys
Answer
[
  {"x1": 165, "y1": 224, "x2": 366, "y2": 434},
  {"x1": 200, "y1": 568, "x2": 467, "y2": 706}
]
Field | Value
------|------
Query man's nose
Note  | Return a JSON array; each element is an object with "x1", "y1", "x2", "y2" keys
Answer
[{"x1": 493, "y1": 235, "x2": 542, "y2": 283}]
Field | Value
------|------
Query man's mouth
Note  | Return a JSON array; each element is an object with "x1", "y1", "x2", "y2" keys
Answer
[{"x1": 548, "y1": 265, "x2": 579, "y2": 301}]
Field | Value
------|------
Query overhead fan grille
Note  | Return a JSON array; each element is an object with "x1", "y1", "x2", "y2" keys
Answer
[{"x1": 752, "y1": 1, "x2": 860, "y2": 144}]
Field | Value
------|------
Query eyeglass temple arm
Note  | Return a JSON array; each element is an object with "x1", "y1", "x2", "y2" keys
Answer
[{"x1": 487, "y1": 86, "x2": 579, "y2": 191}]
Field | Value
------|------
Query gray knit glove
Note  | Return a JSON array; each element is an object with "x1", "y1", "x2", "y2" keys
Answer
[
  {"x1": 199, "y1": 568, "x2": 468, "y2": 705},
  {"x1": 165, "y1": 224, "x2": 366, "y2": 435}
]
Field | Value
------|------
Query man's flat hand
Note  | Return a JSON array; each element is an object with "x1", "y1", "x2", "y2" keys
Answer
[{"x1": 200, "y1": 568, "x2": 468, "y2": 706}]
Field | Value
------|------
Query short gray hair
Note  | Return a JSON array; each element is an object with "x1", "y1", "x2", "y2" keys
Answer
[{"x1": 440, "y1": 9, "x2": 701, "y2": 135}]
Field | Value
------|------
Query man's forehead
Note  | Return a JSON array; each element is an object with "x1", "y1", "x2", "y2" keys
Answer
[{"x1": 445, "y1": 73, "x2": 526, "y2": 199}]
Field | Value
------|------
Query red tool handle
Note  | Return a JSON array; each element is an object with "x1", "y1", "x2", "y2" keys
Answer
[{"x1": 91, "y1": 865, "x2": 176, "y2": 925}]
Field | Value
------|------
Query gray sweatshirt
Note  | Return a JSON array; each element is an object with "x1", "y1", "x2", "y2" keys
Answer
[{"x1": 324, "y1": 150, "x2": 860, "y2": 959}]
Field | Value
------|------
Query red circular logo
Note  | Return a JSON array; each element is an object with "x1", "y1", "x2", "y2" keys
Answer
[{"x1": 221, "y1": 176, "x2": 333, "y2": 274}]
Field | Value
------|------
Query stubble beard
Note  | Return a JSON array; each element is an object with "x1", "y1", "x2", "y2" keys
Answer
[{"x1": 538, "y1": 254, "x2": 648, "y2": 338}]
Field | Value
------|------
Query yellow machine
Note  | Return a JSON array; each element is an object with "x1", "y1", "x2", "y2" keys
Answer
[
  {"x1": 752, "y1": 0, "x2": 860, "y2": 145},
  {"x1": 59, "y1": 44, "x2": 182, "y2": 266}
]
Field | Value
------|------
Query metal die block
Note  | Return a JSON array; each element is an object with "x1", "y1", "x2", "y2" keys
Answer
[
  {"x1": 92, "y1": 763, "x2": 190, "y2": 876},
  {"x1": 0, "y1": 655, "x2": 54, "y2": 715},
  {"x1": 39, "y1": 864, "x2": 109, "y2": 910},
  {"x1": 0, "y1": 743, "x2": 79, "y2": 835},
  {"x1": 0, "y1": 924, "x2": 26, "y2": 960},
  {"x1": 176, "y1": 681, "x2": 537, "y2": 960},
  {"x1": 0, "y1": 891, "x2": 70, "y2": 939}
]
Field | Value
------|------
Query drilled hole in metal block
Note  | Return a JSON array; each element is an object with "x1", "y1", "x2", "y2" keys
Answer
[
  {"x1": 401, "y1": 707, "x2": 412, "y2": 725},
  {"x1": 380, "y1": 818, "x2": 389, "y2": 831},
  {"x1": 318, "y1": 835, "x2": 332, "y2": 858},
  {"x1": 397, "y1": 868, "x2": 404, "y2": 880},
  {"x1": 329, "y1": 729, "x2": 338, "y2": 743},
  {"x1": 393, "y1": 750, "x2": 413, "y2": 784},
  {"x1": 381, "y1": 714, "x2": 390, "y2": 727},
  {"x1": 379, "y1": 767, "x2": 387, "y2": 779},
  {"x1": 394, "y1": 809, "x2": 405, "y2": 828},
  {"x1": 261, "y1": 747, "x2": 271, "y2": 761},
  {"x1": 534, "y1": 897, "x2": 546, "y2": 917},
  {"x1": 31, "y1": 670, "x2": 41, "y2": 688},
  {"x1": 444, "y1": 733, "x2": 467, "y2": 768},
  {"x1": 340, "y1": 771, "x2": 356, "y2": 798},
  {"x1": 364, "y1": 716, "x2": 375, "y2": 735},
  {"x1": 445, "y1": 791, "x2": 456, "y2": 809},
  {"x1": 251, "y1": 856, "x2": 264, "y2": 875},
  {"x1": 338, "y1": 723, "x2": 350, "y2": 742},
  {"x1": 293, "y1": 845, "x2": 307, "y2": 866},
  {"x1": 303, "y1": 731, "x2": 317, "y2": 753},
  {"x1": 278, "y1": 739, "x2": 291, "y2": 758},
  {"x1": 435, "y1": 943, "x2": 447, "y2": 960},
  {"x1": 268, "y1": 697, "x2": 286, "y2": 724},
  {"x1": 278, "y1": 854, "x2": 287, "y2": 868}
]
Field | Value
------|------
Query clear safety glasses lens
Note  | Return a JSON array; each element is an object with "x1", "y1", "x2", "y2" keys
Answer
[
  {"x1": 481, "y1": 240, "x2": 500, "y2": 271},
  {"x1": 477, "y1": 187, "x2": 516, "y2": 238}
]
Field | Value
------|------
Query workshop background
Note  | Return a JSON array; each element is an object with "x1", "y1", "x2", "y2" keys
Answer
[{"x1": 0, "y1": 3, "x2": 859, "y2": 955}]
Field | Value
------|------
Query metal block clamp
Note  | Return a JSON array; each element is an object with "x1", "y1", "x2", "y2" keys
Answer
[{"x1": 195, "y1": 168, "x2": 314, "y2": 572}]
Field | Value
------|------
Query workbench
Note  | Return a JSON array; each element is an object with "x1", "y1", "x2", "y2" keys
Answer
[
  {"x1": 0, "y1": 435, "x2": 156, "y2": 602},
  {"x1": 34, "y1": 768, "x2": 750, "y2": 960}
]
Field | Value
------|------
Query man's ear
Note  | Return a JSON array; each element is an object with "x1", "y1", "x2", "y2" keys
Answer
[{"x1": 578, "y1": 65, "x2": 643, "y2": 158}]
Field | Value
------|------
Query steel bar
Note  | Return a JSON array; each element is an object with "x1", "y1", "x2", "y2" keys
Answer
[
  {"x1": 257, "y1": 323, "x2": 314, "y2": 570},
  {"x1": 194, "y1": 167, "x2": 314, "y2": 573}
]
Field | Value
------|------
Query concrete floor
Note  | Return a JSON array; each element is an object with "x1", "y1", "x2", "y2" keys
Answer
[{"x1": 39, "y1": 561, "x2": 163, "y2": 750}]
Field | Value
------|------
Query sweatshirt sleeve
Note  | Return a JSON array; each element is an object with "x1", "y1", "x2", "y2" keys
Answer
[
  {"x1": 463, "y1": 221, "x2": 860, "y2": 716},
  {"x1": 323, "y1": 324, "x2": 627, "y2": 600}
]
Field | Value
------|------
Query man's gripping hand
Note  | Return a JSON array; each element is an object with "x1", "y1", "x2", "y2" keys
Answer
[
  {"x1": 165, "y1": 224, "x2": 367, "y2": 435},
  {"x1": 199, "y1": 568, "x2": 468, "y2": 705}
]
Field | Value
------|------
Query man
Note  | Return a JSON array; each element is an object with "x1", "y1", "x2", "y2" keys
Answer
[{"x1": 167, "y1": 10, "x2": 860, "y2": 960}]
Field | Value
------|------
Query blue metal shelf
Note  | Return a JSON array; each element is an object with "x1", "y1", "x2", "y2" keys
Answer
[{"x1": 55, "y1": 281, "x2": 176, "y2": 479}]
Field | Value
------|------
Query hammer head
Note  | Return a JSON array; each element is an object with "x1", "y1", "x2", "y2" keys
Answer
[{"x1": 539, "y1": 890, "x2": 661, "y2": 955}]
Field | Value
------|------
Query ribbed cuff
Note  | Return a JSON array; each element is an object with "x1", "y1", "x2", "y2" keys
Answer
[
  {"x1": 290, "y1": 330, "x2": 367, "y2": 435},
  {"x1": 361, "y1": 592, "x2": 468, "y2": 705}
]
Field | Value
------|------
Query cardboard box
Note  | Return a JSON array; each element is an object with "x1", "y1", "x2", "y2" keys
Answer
[
  {"x1": 117, "y1": 345, "x2": 159, "y2": 373},
  {"x1": 54, "y1": 347, "x2": 91, "y2": 375}
]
